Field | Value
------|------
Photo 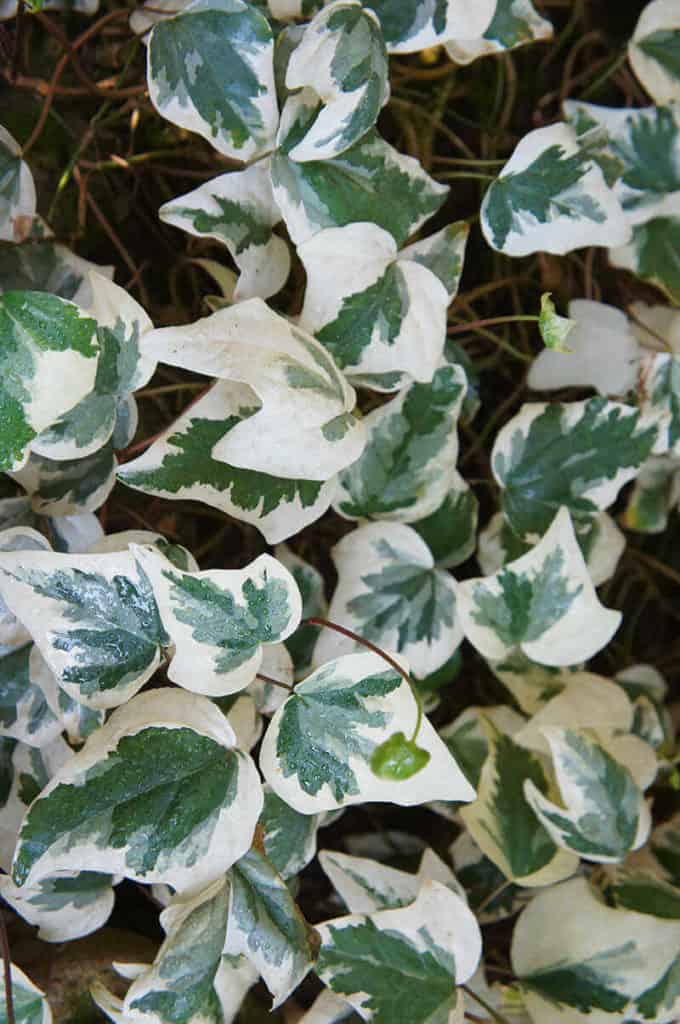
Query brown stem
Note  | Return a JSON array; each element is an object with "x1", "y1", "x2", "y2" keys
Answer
[{"x1": 256, "y1": 672, "x2": 294, "y2": 693}]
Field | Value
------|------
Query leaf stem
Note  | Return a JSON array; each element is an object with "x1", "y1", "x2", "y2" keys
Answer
[
  {"x1": 256, "y1": 672, "x2": 293, "y2": 693},
  {"x1": 449, "y1": 314, "x2": 539, "y2": 336},
  {"x1": 461, "y1": 986, "x2": 513, "y2": 1024},
  {"x1": 305, "y1": 617, "x2": 425, "y2": 742}
]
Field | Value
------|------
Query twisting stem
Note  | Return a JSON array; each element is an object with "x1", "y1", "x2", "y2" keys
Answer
[
  {"x1": 461, "y1": 986, "x2": 513, "y2": 1024},
  {"x1": 305, "y1": 617, "x2": 425, "y2": 742},
  {"x1": 256, "y1": 672, "x2": 293, "y2": 693},
  {"x1": 0, "y1": 908, "x2": 15, "y2": 1024},
  {"x1": 448, "y1": 314, "x2": 539, "y2": 337}
]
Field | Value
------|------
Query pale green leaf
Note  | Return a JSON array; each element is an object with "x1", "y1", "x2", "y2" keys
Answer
[
  {"x1": 537, "y1": 293, "x2": 575, "y2": 352},
  {"x1": 260, "y1": 651, "x2": 475, "y2": 813},
  {"x1": 0, "y1": 871, "x2": 114, "y2": 943},
  {"x1": 458, "y1": 507, "x2": 621, "y2": 666},
  {"x1": 313, "y1": 522, "x2": 462, "y2": 681},
  {"x1": 133, "y1": 544, "x2": 301, "y2": 696},
  {"x1": 629, "y1": 0, "x2": 680, "y2": 105},
  {"x1": 334, "y1": 364, "x2": 467, "y2": 522},
  {"x1": 12, "y1": 689, "x2": 263, "y2": 891},
  {"x1": 282, "y1": 2, "x2": 388, "y2": 162},
  {"x1": 148, "y1": 0, "x2": 278, "y2": 160},
  {"x1": 481, "y1": 123, "x2": 630, "y2": 256}
]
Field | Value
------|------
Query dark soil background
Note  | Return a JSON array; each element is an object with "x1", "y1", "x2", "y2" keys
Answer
[{"x1": 1, "y1": 1, "x2": 679, "y2": 1019}]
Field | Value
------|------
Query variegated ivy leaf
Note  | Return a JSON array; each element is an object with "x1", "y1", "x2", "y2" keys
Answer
[
  {"x1": 630, "y1": 300, "x2": 680, "y2": 352},
  {"x1": 609, "y1": 215, "x2": 680, "y2": 305},
  {"x1": 524, "y1": 728, "x2": 651, "y2": 863},
  {"x1": 603, "y1": 869, "x2": 680, "y2": 920},
  {"x1": 365, "y1": 0, "x2": 496, "y2": 53},
  {"x1": 259, "y1": 785, "x2": 322, "y2": 879},
  {"x1": 298, "y1": 222, "x2": 450, "y2": 385},
  {"x1": 282, "y1": 2, "x2": 388, "y2": 163},
  {"x1": 459, "y1": 717, "x2": 579, "y2": 887},
  {"x1": 12, "y1": 689, "x2": 263, "y2": 891},
  {"x1": 0, "y1": 964, "x2": 52, "y2": 1024},
  {"x1": 0, "y1": 870, "x2": 114, "y2": 943},
  {"x1": 0, "y1": 291, "x2": 99, "y2": 474},
  {"x1": 458, "y1": 507, "x2": 621, "y2": 666},
  {"x1": 0, "y1": 235, "x2": 114, "y2": 305},
  {"x1": 440, "y1": 704, "x2": 526, "y2": 790},
  {"x1": 148, "y1": 0, "x2": 278, "y2": 161},
  {"x1": 316, "y1": 881, "x2": 481, "y2": 1024},
  {"x1": 565, "y1": 101, "x2": 680, "y2": 227},
  {"x1": 269, "y1": 0, "x2": 322, "y2": 18},
  {"x1": 159, "y1": 161, "x2": 291, "y2": 302},
  {"x1": 0, "y1": 734, "x2": 71, "y2": 871},
  {"x1": 489, "y1": 652, "x2": 579, "y2": 717},
  {"x1": 399, "y1": 221, "x2": 469, "y2": 303},
  {"x1": 411, "y1": 473, "x2": 478, "y2": 569},
  {"x1": 319, "y1": 848, "x2": 463, "y2": 914},
  {"x1": 298, "y1": 989, "x2": 360, "y2": 1024},
  {"x1": 117, "y1": 876, "x2": 256, "y2": 1024},
  {"x1": 445, "y1": 0, "x2": 553, "y2": 66},
  {"x1": 450, "y1": 830, "x2": 528, "y2": 924},
  {"x1": 274, "y1": 544, "x2": 327, "y2": 680},
  {"x1": 10, "y1": 444, "x2": 118, "y2": 517},
  {"x1": 0, "y1": 547, "x2": 168, "y2": 710},
  {"x1": 528, "y1": 299, "x2": 640, "y2": 397},
  {"x1": 130, "y1": 0, "x2": 191, "y2": 42},
  {"x1": 139, "y1": 298, "x2": 364, "y2": 481},
  {"x1": 512, "y1": 875, "x2": 680, "y2": 1023},
  {"x1": 650, "y1": 811, "x2": 680, "y2": 886},
  {"x1": 0, "y1": 644, "x2": 61, "y2": 748},
  {"x1": 224, "y1": 847, "x2": 316, "y2": 1006},
  {"x1": 313, "y1": 522, "x2": 463, "y2": 682},
  {"x1": 260, "y1": 651, "x2": 476, "y2": 813},
  {"x1": 37, "y1": 655, "x2": 105, "y2": 746},
  {"x1": 513, "y1": 673, "x2": 634, "y2": 755},
  {"x1": 88, "y1": 530, "x2": 199, "y2": 571},
  {"x1": 31, "y1": 274, "x2": 155, "y2": 461},
  {"x1": 334, "y1": 364, "x2": 467, "y2": 523},
  {"x1": 134, "y1": 545, "x2": 301, "y2": 697},
  {"x1": 629, "y1": 0, "x2": 680, "y2": 105},
  {"x1": 478, "y1": 510, "x2": 626, "y2": 588},
  {"x1": 118, "y1": 381, "x2": 337, "y2": 544},
  {"x1": 640, "y1": 350, "x2": 680, "y2": 456},
  {"x1": 49, "y1": 512, "x2": 104, "y2": 554},
  {"x1": 492, "y1": 398, "x2": 658, "y2": 540},
  {"x1": 0, "y1": 526, "x2": 51, "y2": 651},
  {"x1": 249, "y1": 642, "x2": 295, "y2": 714},
  {"x1": 0, "y1": 126, "x2": 36, "y2": 243},
  {"x1": 481, "y1": 122, "x2": 630, "y2": 257},
  {"x1": 270, "y1": 122, "x2": 448, "y2": 247},
  {"x1": 615, "y1": 664, "x2": 673, "y2": 752}
]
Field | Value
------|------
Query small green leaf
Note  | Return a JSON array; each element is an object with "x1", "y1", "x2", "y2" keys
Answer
[
  {"x1": 370, "y1": 732, "x2": 430, "y2": 780},
  {"x1": 538, "y1": 293, "x2": 575, "y2": 351}
]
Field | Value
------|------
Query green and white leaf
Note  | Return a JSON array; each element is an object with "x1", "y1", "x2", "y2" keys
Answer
[
  {"x1": 134, "y1": 544, "x2": 301, "y2": 697},
  {"x1": 316, "y1": 880, "x2": 482, "y2": 1023},
  {"x1": 159, "y1": 161, "x2": 291, "y2": 302},
  {"x1": 524, "y1": 727, "x2": 651, "y2": 863},
  {"x1": 139, "y1": 298, "x2": 364, "y2": 481},
  {"x1": 616, "y1": 664, "x2": 673, "y2": 752},
  {"x1": 459, "y1": 717, "x2": 579, "y2": 887},
  {"x1": 458, "y1": 507, "x2": 621, "y2": 666},
  {"x1": 364, "y1": 0, "x2": 496, "y2": 54},
  {"x1": 411, "y1": 473, "x2": 478, "y2": 569},
  {"x1": 478, "y1": 509, "x2": 626, "y2": 588},
  {"x1": 248, "y1": 642, "x2": 295, "y2": 714},
  {"x1": 492, "y1": 397, "x2": 658, "y2": 540},
  {"x1": 450, "y1": 830, "x2": 529, "y2": 924},
  {"x1": 313, "y1": 522, "x2": 462, "y2": 681},
  {"x1": 38, "y1": 661, "x2": 105, "y2": 745},
  {"x1": 334, "y1": 364, "x2": 467, "y2": 522},
  {"x1": 629, "y1": 0, "x2": 680, "y2": 105},
  {"x1": 260, "y1": 650, "x2": 476, "y2": 813},
  {"x1": 48, "y1": 512, "x2": 104, "y2": 554},
  {"x1": 0, "y1": 734, "x2": 72, "y2": 871},
  {"x1": 445, "y1": 0, "x2": 553, "y2": 66},
  {"x1": 130, "y1": 0, "x2": 192, "y2": 42},
  {"x1": 512, "y1": 875, "x2": 680, "y2": 1023},
  {"x1": 528, "y1": 299, "x2": 640, "y2": 396},
  {"x1": 0, "y1": 644, "x2": 61, "y2": 748},
  {"x1": 650, "y1": 811, "x2": 680, "y2": 886},
  {"x1": 224, "y1": 847, "x2": 315, "y2": 1006},
  {"x1": 298, "y1": 222, "x2": 449, "y2": 385},
  {"x1": 297, "y1": 989, "x2": 360, "y2": 1024},
  {"x1": 0, "y1": 964, "x2": 52, "y2": 1024},
  {"x1": 481, "y1": 122, "x2": 630, "y2": 256},
  {"x1": 10, "y1": 445, "x2": 118, "y2": 517},
  {"x1": 259, "y1": 785, "x2": 322, "y2": 879},
  {"x1": 0, "y1": 291, "x2": 99, "y2": 474},
  {"x1": 609, "y1": 215, "x2": 680, "y2": 305},
  {"x1": 319, "y1": 847, "x2": 463, "y2": 914},
  {"x1": 88, "y1": 530, "x2": 199, "y2": 571},
  {"x1": 11, "y1": 689, "x2": 263, "y2": 891},
  {"x1": 564, "y1": 101, "x2": 680, "y2": 226},
  {"x1": 0, "y1": 526, "x2": 51, "y2": 651},
  {"x1": 270, "y1": 123, "x2": 448, "y2": 247},
  {"x1": 0, "y1": 871, "x2": 114, "y2": 943},
  {"x1": 489, "y1": 652, "x2": 579, "y2": 716},
  {"x1": 440, "y1": 704, "x2": 526, "y2": 790},
  {"x1": 148, "y1": 0, "x2": 278, "y2": 160},
  {"x1": 0, "y1": 126, "x2": 36, "y2": 244},
  {"x1": 0, "y1": 237, "x2": 114, "y2": 305},
  {"x1": 31, "y1": 273, "x2": 155, "y2": 460},
  {"x1": 274, "y1": 544, "x2": 327, "y2": 681},
  {"x1": 118, "y1": 381, "x2": 338, "y2": 544},
  {"x1": 639, "y1": 350, "x2": 680, "y2": 455},
  {"x1": 282, "y1": 2, "x2": 388, "y2": 162},
  {"x1": 0, "y1": 547, "x2": 167, "y2": 710}
]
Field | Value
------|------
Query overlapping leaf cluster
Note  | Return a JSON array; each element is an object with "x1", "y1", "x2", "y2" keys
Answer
[{"x1": 0, "y1": 1, "x2": 679, "y2": 1023}]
